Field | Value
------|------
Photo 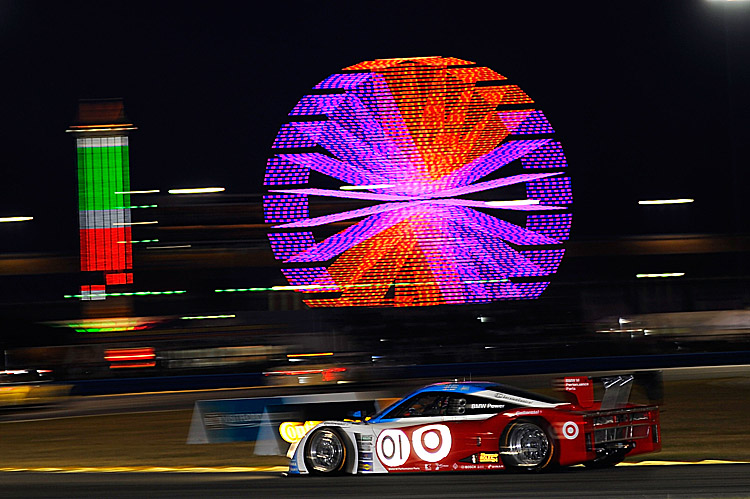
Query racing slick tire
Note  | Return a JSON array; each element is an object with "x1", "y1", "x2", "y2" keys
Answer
[
  {"x1": 500, "y1": 418, "x2": 557, "y2": 472},
  {"x1": 303, "y1": 427, "x2": 348, "y2": 475}
]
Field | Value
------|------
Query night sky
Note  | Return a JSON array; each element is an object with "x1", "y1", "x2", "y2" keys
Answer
[{"x1": 1, "y1": 1, "x2": 749, "y2": 254}]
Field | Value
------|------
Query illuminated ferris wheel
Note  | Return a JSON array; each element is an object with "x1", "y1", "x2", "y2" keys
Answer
[{"x1": 263, "y1": 56, "x2": 572, "y2": 307}]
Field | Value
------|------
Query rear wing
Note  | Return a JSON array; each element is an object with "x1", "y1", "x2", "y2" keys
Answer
[{"x1": 554, "y1": 371, "x2": 663, "y2": 409}]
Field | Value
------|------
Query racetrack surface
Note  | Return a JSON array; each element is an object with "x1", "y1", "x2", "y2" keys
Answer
[{"x1": 0, "y1": 464, "x2": 748, "y2": 499}]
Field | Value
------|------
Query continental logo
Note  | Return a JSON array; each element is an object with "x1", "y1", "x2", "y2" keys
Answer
[{"x1": 479, "y1": 452, "x2": 499, "y2": 463}]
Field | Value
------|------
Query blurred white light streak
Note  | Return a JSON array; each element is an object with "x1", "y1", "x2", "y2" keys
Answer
[
  {"x1": 636, "y1": 273, "x2": 685, "y2": 278},
  {"x1": 485, "y1": 199, "x2": 540, "y2": 207},
  {"x1": 0, "y1": 216, "x2": 33, "y2": 222},
  {"x1": 180, "y1": 314, "x2": 236, "y2": 320},
  {"x1": 638, "y1": 199, "x2": 694, "y2": 205},
  {"x1": 340, "y1": 184, "x2": 394, "y2": 190},
  {"x1": 168, "y1": 187, "x2": 225, "y2": 194},
  {"x1": 115, "y1": 190, "x2": 160, "y2": 194}
]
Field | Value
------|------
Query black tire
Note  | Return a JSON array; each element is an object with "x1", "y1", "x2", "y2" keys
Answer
[
  {"x1": 303, "y1": 428, "x2": 347, "y2": 475},
  {"x1": 500, "y1": 419, "x2": 557, "y2": 472},
  {"x1": 583, "y1": 449, "x2": 627, "y2": 469}
]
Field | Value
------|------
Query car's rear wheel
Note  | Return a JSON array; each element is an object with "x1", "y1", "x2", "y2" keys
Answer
[
  {"x1": 304, "y1": 428, "x2": 347, "y2": 474},
  {"x1": 500, "y1": 419, "x2": 556, "y2": 472}
]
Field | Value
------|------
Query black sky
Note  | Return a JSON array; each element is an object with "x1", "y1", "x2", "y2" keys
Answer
[{"x1": 1, "y1": 1, "x2": 749, "y2": 253}]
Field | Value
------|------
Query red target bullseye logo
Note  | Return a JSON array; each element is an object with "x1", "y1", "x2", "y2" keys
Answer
[
  {"x1": 562, "y1": 421, "x2": 579, "y2": 440},
  {"x1": 411, "y1": 425, "x2": 452, "y2": 462}
]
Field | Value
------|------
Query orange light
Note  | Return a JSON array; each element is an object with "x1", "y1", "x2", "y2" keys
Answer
[
  {"x1": 104, "y1": 347, "x2": 156, "y2": 368},
  {"x1": 322, "y1": 367, "x2": 347, "y2": 382},
  {"x1": 108, "y1": 362, "x2": 156, "y2": 369},
  {"x1": 286, "y1": 352, "x2": 334, "y2": 358},
  {"x1": 68, "y1": 123, "x2": 135, "y2": 128}
]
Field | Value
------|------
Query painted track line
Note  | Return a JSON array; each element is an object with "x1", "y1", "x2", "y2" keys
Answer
[
  {"x1": 1, "y1": 461, "x2": 748, "y2": 473},
  {"x1": 0, "y1": 466, "x2": 288, "y2": 473}
]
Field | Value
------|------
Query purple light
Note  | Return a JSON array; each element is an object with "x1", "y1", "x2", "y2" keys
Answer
[
  {"x1": 263, "y1": 194, "x2": 308, "y2": 224},
  {"x1": 272, "y1": 123, "x2": 318, "y2": 149},
  {"x1": 281, "y1": 267, "x2": 340, "y2": 292},
  {"x1": 514, "y1": 110, "x2": 556, "y2": 135},
  {"x1": 263, "y1": 157, "x2": 310, "y2": 186},
  {"x1": 263, "y1": 57, "x2": 573, "y2": 307},
  {"x1": 268, "y1": 232, "x2": 316, "y2": 261},
  {"x1": 527, "y1": 176, "x2": 573, "y2": 205},
  {"x1": 526, "y1": 213, "x2": 572, "y2": 241},
  {"x1": 521, "y1": 141, "x2": 568, "y2": 169}
]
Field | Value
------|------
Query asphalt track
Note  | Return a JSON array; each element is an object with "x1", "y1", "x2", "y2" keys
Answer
[{"x1": 0, "y1": 464, "x2": 749, "y2": 498}]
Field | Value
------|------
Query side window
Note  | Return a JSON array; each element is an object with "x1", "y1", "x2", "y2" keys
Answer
[
  {"x1": 445, "y1": 394, "x2": 515, "y2": 415},
  {"x1": 386, "y1": 393, "x2": 451, "y2": 418}
]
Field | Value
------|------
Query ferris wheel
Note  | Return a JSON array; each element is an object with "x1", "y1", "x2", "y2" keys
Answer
[{"x1": 263, "y1": 56, "x2": 572, "y2": 307}]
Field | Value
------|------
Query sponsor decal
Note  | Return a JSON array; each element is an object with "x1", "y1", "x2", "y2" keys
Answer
[
  {"x1": 288, "y1": 459, "x2": 299, "y2": 474},
  {"x1": 358, "y1": 461, "x2": 373, "y2": 472},
  {"x1": 376, "y1": 429, "x2": 410, "y2": 467},
  {"x1": 360, "y1": 452, "x2": 373, "y2": 460},
  {"x1": 479, "y1": 452, "x2": 499, "y2": 463},
  {"x1": 452, "y1": 463, "x2": 458, "y2": 470},
  {"x1": 376, "y1": 425, "x2": 454, "y2": 467},
  {"x1": 278, "y1": 421, "x2": 322, "y2": 443},
  {"x1": 412, "y1": 424, "x2": 452, "y2": 463},
  {"x1": 468, "y1": 403, "x2": 505, "y2": 410},
  {"x1": 504, "y1": 410, "x2": 542, "y2": 417},
  {"x1": 389, "y1": 466, "x2": 421, "y2": 472},
  {"x1": 562, "y1": 421, "x2": 579, "y2": 440},
  {"x1": 360, "y1": 435, "x2": 373, "y2": 442},
  {"x1": 424, "y1": 463, "x2": 431, "y2": 471}
]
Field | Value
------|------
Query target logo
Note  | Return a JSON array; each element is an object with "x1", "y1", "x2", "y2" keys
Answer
[
  {"x1": 562, "y1": 421, "x2": 579, "y2": 440},
  {"x1": 411, "y1": 425, "x2": 452, "y2": 462},
  {"x1": 376, "y1": 429, "x2": 409, "y2": 467}
]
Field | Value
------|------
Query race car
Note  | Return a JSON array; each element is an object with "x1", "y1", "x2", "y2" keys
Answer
[
  {"x1": 286, "y1": 375, "x2": 660, "y2": 474},
  {"x1": 0, "y1": 369, "x2": 71, "y2": 409}
]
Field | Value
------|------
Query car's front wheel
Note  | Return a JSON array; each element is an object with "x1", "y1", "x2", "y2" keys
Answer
[
  {"x1": 500, "y1": 419, "x2": 557, "y2": 472},
  {"x1": 304, "y1": 428, "x2": 347, "y2": 474}
]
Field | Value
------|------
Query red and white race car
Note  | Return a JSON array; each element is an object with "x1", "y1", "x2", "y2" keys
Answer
[{"x1": 286, "y1": 376, "x2": 660, "y2": 474}]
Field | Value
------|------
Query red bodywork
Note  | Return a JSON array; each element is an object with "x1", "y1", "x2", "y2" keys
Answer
[{"x1": 371, "y1": 377, "x2": 660, "y2": 472}]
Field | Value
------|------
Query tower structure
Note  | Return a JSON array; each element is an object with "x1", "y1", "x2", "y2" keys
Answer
[{"x1": 67, "y1": 99, "x2": 137, "y2": 300}]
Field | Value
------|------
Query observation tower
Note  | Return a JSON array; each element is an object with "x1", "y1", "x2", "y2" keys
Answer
[{"x1": 67, "y1": 99, "x2": 137, "y2": 301}]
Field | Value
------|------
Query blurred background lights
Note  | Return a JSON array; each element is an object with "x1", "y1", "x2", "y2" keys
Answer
[
  {"x1": 339, "y1": 184, "x2": 395, "y2": 191},
  {"x1": 636, "y1": 273, "x2": 686, "y2": 278},
  {"x1": 485, "y1": 200, "x2": 540, "y2": 207},
  {"x1": 0, "y1": 216, "x2": 33, "y2": 222},
  {"x1": 264, "y1": 56, "x2": 573, "y2": 307},
  {"x1": 168, "y1": 187, "x2": 225, "y2": 194},
  {"x1": 638, "y1": 199, "x2": 694, "y2": 205}
]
